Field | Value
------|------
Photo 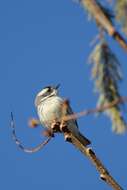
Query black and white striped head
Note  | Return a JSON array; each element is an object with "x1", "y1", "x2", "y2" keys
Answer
[{"x1": 35, "y1": 84, "x2": 60, "y2": 107}]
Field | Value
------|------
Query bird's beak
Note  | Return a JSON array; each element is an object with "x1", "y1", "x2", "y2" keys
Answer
[{"x1": 55, "y1": 84, "x2": 60, "y2": 89}]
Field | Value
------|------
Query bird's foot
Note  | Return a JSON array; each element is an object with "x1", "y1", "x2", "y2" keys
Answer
[
  {"x1": 64, "y1": 132, "x2": 72, "y2": 142},
  {"x1": 60, "y1": 121, "x2": 69, "y2": 133},
  {"x1": 51, "y1": 121, "x2": 60, "y2": 133}
]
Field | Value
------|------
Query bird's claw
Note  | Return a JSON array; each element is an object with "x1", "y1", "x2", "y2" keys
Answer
[
  {"x1": 64, "y1": 133, "x2": 72, "y2": 142},
  {"x1": 60, "y1": 122, "x2": 68, "y2": 133},
  {"x1": 51, "y1": 121, "x2": 61, "y2": 133}
]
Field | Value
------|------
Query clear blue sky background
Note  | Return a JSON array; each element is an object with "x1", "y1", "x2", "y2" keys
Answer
[{"x1": 0, "y1": 0, "x2": 127, "y2": 190}]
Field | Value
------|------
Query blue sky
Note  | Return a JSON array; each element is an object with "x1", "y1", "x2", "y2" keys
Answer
[{"x1": 0, "y1": 0, "x2": 127, "y2": 189}]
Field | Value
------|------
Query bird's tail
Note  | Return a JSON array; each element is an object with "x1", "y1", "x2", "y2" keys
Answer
[{"x1": 76, "y1": 132, "x2": 91, "y2": 146}]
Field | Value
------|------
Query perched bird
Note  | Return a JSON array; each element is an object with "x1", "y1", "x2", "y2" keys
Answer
[{"x1": 35, "y1": 85, "x2": 90, "y2": 146}]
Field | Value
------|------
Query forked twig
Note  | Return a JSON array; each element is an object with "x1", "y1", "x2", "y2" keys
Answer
[
  {"x1": 10, "y1": 112, "x2": 52, "y2": 153},
  {"x1": 60, "y1": 100, "x2": 125, "y2": 190},
  {"x1": 10, "y1": 96, "x2": 126, "y2": 188}
]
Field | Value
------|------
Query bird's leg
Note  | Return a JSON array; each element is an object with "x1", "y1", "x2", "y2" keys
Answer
[
  {"x1": 51, "y1": 120, "x2": 61, "y2": 133},
  {"x1": 60, "y1": 99, "x2": 73, "y2": 142},
  {"x1": 60, "y1": 120, "x2": 68, "y2": 132},
  {"x1": 60, "y1": 121, "x2": 72, "y2": 142},
  {"x1": 64, "y1": 132, "x2": 72, "y2": 143}
]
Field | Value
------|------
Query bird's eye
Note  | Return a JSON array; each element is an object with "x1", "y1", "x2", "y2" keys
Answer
[{"x1": 47, "y1": 87, "x2": 51, "y2": 92}]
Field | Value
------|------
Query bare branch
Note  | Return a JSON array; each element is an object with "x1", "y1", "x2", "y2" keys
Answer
[
  {"x1": 60, "y1": 101, "x2": 124, "y2": 190},
  {"x1": 28, "y1": 97, "x2": 127, "y2": 129},
  {"x1": 64, "y1": 131, "x2": 124, "y2": 190},
  {"x1": 63, "y1": 97, "x2": 127, "y2": 122},
  {"x1": 10, "y1": 99, "x2": 126, "y2": 188},
  {"x1": 10, "y1": 112, "x2": 52, "y2": 153},
  {"x1": 80, "y1": 0, "x2": 127, "y2": 52}
]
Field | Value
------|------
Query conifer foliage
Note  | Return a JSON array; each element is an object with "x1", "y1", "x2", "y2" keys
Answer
[{"x1": 78, "y1": 0, "x2": 127, "y2": 133}]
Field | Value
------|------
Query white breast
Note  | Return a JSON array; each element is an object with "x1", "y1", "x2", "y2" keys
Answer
[
  {"x1": 37, "y1": 96, "x2": 64, "y2": 128},
  {"x1": 37, "y1": 95, "x2": 79, "y2": 137}
]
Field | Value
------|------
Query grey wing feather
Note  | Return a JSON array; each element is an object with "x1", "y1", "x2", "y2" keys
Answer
[
  {"x1": 67, "y1": 105, "x2": 91, "y2": 146},
  {"x1": 67, "y1": 105, "x2": 79, "y2": 127}
]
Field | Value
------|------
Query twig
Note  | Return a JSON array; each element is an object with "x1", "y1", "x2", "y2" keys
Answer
[
  {"x1": 28, "y1": 96, "x2": 127, "y2": 128},
  {"x1": 63, "y1": 97, "x2": 127, "y2": 122},
  {"x1": 80, "y1": 0, "x2": 127, "y2": 52},
  {"x1": 11, "y1": 95, "x2": 127, "y2": 153},
  {"x1": 64, "y1": 131, "x2": 124, "y2": 190},
  {"x1": 10, "y1": 112, "x2": 52, "y2": 153},
  {"x1": 60, "y1": 99, "x2": 125, "y2": 190}
]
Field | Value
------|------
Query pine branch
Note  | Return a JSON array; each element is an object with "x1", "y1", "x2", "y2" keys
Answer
[
  {"x1": 89, "y1": 41, "x2": 127, "y2": 133},
  {"x1": 79, "y1": 0, "x2": 127, "y2": 52},
  {"x1": 64, "y1": 131, "x2": 124, "y2": 190}
]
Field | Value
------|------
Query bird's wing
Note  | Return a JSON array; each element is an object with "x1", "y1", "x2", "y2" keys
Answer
[
  {"x1": 66, "y1": 104, "x2": 79, "y2": 128},
  {"x1": 66, "y1": 104, "x2": 91, "y2": 146}
]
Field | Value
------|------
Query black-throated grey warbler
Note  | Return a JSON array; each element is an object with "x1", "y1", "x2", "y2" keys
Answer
[{"x1": 35, "y1": 85, "x2": 90, "y2": 146}]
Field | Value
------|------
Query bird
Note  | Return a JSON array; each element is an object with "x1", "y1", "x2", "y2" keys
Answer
[{"x1": 35, "y1": 84, "x2": 91, "y2": 146}]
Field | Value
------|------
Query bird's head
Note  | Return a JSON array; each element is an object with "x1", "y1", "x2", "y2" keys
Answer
[{"x1": 35, "y1": 84, "x2": 60, "y2": 106}]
